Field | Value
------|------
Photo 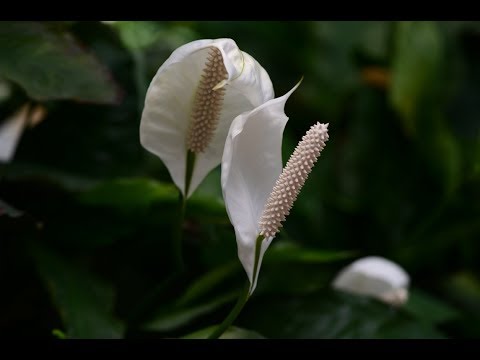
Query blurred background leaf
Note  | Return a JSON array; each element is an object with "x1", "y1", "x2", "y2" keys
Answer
[
  {"x1": 238, "y1": 291, "x2": 445, "y2": 339},
  {"x1": 183, "y1": 325, "x2": 265, "y2": 339},
  {"x1": 390, "y1": 21, "x2": 444, "y2": 132},
  {"x1": 30, "y1": 243, "x2": 124, "y2": 338},
  {"x1": 0, "y1": 22, "x2": 121, "y2": 104},
  {"x1": 404, "y1": 289, "x2": 460, "y2": 325}
]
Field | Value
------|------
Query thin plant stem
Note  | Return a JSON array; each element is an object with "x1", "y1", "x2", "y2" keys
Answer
[
  {"x1": 207, "y1": 236, "x2": 263, "y2": 339},
  {"x1": 173, "y1": 150, "x2": 196, "y2": 271},
  {"x1": 185, "y1": 150, "x2": 195, "y2": 197},
  {"x1": 173, "y1": 190, "x2": 186, "y2": 272},
  {"x1": 207, "y1": 281, "x2": 250, "y2": 339}
]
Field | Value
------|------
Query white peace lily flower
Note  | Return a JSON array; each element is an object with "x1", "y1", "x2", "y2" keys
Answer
[
  {"x1": 140, "y1": 38, "x2": 274, "y2": 198},
  {"x1": 332, "y1": 256, "x2": 410, "y2": 306},
  {"x1": 222, "y1": 82, "x2": 329, "y2": 294}
]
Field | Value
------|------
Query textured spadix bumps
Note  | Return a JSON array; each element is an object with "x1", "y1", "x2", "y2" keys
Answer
[
  {"x1": 222, "y1": 81, "x2": 329, "y2": 293},
  {"x1": 187, "y1": 47, "x2": 228, "y2": 154},
  {"x1": 259, "y1": 123, "x2": 329, "y2": 239},
  {"x1": 140, "y1": 39, "x2": 274, "y2": 198}
]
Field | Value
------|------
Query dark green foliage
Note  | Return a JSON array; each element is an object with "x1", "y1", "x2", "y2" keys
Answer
[{"x1": 0, "y1": 21, "x2": 479, "y2": 338}]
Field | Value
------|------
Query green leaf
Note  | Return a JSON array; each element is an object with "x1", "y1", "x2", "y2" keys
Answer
[
  {"x1": 110, "y1": 21, "x2": 163, "y2": 51},
  {"x1": 1, "y1": 163, "x2": 99, "y2": 192},
  {"x1": 255, "y1": 263, "x2": 332, "y2": 296},
  {"x1": 30, "y1": 244, "x2": 124, "y2": 338},
  {"x1": 187, "y1": 167, "x2": 229, "y2": 224},
  {"x1": 443, "y1": 272, "x2": 480, "y2": 337},
  {"x1": 0, "y1": 21, "x2": 120, "y2": 104},
  {"x1": 444, "y1": 272, "x2": 480, "y2": 317},
  {"x1": 358, "y1": 21, "x2": 390, "y2": 60},
  {"x1": 142, "y1": 292, "x2": 238, "y2": 332},
  {"x1": 240, "y1": 291, "x2": 445, "y2": 339},
  {"x1": 183, "y1": 325, "x2": 265, "y2": 339},
  {"x1": 187, "y1": 196, "x2": 228, "y2": 224},
  {"x1": 378, "y1": 317, "x2": 446, "y2": 339},
  {"x1": 78, "y1": 177, "x2": 229, "y2": 223},
  {"x1": 404, "y1": 288, "x2": 460, "y2": 324},
  {"x1": 78, "y1": 178, "x2": 177, "y2": 211},
  {"x1": 177, "y1": 262, "x2": 240, "y2": 306},
  {"x1": 390, "y1": 21, "x2": 444, "y2": 134},
  {"x1": 309, "y1": 21, "x2": 363, "y2": 120},
  {"x1": 427, "y1": 121, "x2": 462, "y2": 196},
  {"x1": 265, "y1": 241, "x2": 355, "y2": 265},
  {"x1": 249, "y1": 241, "x2": 354, "y2": 296},
  {"x1": 51, "y1": 329, "x2": 67, "y2": 339},
  {"x1": 110, "y1": 21, "x2": 197, "y2": 53}
]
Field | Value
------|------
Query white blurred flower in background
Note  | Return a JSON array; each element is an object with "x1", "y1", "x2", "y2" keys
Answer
[
  {"x1": 0, "y1": 103, "x2": 47, "y2": 163},
  {"x1": 332, "y1": 256, "x2": 410, "y2": 306}
]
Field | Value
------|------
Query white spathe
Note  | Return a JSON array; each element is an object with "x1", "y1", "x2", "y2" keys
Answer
[
  {"x1": 140, "y1": 38, "x2": 274, "y2": 198},
  {"x1": 221, "y1": 83, "x2": 300, "y2": 294},
  {"x1": 332, "y1": 256, "x2": 410, "y2": 306},
  {"x1": 0, "y1": 104, "x2": 30, "y2": 163}
]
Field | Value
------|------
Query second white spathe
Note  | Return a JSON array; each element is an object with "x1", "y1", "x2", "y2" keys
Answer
[{"x1": 221, "y1": 83, "x2": 301, "y2": 294}]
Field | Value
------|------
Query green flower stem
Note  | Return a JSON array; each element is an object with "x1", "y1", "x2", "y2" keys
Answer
[
  {"x1": 207, "y1": 280, "x2": 251, "y2": 339},
  {"x1": 173, "y1": 190, "x2": 187, "y2": 272},
  {"x1": 172, "y1": 150, "x2": 196, "y2": 271},
  {"x1": 207, "y1": 235, "x2": 264, "y2": 339},
  {"x1": 185, "y1": 150, "x2": 195, "y2": 197},
  {"x1": 251, "y1": 235, "x2": 264, "y2": 290}
]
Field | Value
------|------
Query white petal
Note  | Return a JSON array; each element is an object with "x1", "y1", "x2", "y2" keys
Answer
[
  {"x1": 332, "y1": 256, "x2": 410, "y2": 306},
  {"x1": 140, "y1": 38, "x2": 274, "y2": 198},
  {"x1": 221, "y1": 83, "x2": 300, "y2": 292},
  {"x1": 0, "y1": 104, "x2": 30, "y2": 163},
  {"x1": 252, "y1": 236, "x2": 273, "y2": 294}
]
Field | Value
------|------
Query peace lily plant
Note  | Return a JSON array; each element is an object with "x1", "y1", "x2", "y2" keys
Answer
[
  {"x1": 140, "y1": 38, "x2": 331, "y2": 339},
  {"x1": 140, "y1": 38, "x2": 274, "y2": 268}
]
